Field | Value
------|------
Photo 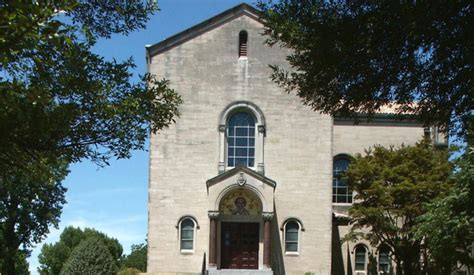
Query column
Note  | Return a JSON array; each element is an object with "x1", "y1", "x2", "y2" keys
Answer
[
  {"x1": 218, "y1": 125, "x2": 226, "y2": 173},
  {"x1": 208, "y1": 211, "x2": 219, "y2": 268},
  {"x1": 257, "y1": 125, "x2": 265, "y2": 174},
  {"x1": 262, "y1": 212, "x2": 274, "y2": 269}
]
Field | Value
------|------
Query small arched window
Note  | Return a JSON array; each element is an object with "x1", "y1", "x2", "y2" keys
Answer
[
  {"x1": 227, "y1": 111, "x2": 256, "y2": 167},
  {"x1": 239, "y1": 30, "x2": 248, "y2": 57},
  {"x1": 180, "y1": 218, "x2": 195, "y2": 251},
  {"x1": 284, "y1": 221, "x2": 300, "y2": 253},
  {"x1": 355, "y1": 245, "x2": 367, "y2": 272},
  {"x1": 378, "y1": 246, "x2": 391, "y2": 274},
  {"x1": 333, "y1": 155, "x2": 352, "y2": 203}
]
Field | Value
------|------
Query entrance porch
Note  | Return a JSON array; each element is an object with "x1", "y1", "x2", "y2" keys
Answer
[{"x1": 206, "y1": 167, "x2": 276, "y2": 274}]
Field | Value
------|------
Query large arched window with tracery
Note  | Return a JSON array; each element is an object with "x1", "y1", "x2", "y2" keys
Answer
[{"x1": 227, "y1": 111, "x2": 256, "y2": 167}]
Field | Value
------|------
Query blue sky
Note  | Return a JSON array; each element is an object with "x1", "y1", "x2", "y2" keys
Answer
[{"x1": 28, "y1": 0, "x2": 252, "y2": 273}]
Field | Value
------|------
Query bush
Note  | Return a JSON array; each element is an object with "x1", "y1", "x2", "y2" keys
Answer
[
  {"x1": 120, "y1": 243, "x2": 147, "y2": 271},
  {"x1": 39, "y1": 226, "x2": 123, "y2": 274},
  {"x1": 60, "y1": 237, "x2": 118, "y2": 275}
]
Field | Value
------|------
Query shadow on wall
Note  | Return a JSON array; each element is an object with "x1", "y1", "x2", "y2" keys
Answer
[
  {"x1": 331, "y1": 222, "x2": 345, "y2": 275},
  {"x1": 271, "y1": 204, "x2": 285, "y2": 275},
  {"x1": 347, "y1": 244, "x2": 353, "y2": 275},
  {"x1": 368, "y1": 253, "x2": 378, "y2": 275}
]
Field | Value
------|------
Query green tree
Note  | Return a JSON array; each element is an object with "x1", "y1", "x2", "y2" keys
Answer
[
  {"x1": 60, "y1": 237, "x2": 118, "y2": 275},
  {"x1": 1, "y1": 1, "x2": 182, "y2": 273},
  {"x1": 0, "y1": 245, "x2": 30, "y2": 275},
  {"x1": 344, "y1": 140, "x2": 453, "y2": 274},
  {"x1": 0, "y1": 159, "x2": 67, "y2": 274},
  {"x1": 120, "y1": 243, "x2": 147, "y2": 272},
  {"x1": 38, "y1": 226, "x2": 123, "y2": 275},
  {"x1": 415, "y1": 126, "x2": 474, "y2": 273},
  {"x1": 257, "y1": 1, "x2": 473, "y2": 138}
]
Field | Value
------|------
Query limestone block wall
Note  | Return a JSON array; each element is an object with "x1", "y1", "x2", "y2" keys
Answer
[
  {"x1": 148, "y1": 14, "x2": 333, "y2": 274},
  {"x1": 333, "y1": 120, "x2": 425, "y2": 157}
]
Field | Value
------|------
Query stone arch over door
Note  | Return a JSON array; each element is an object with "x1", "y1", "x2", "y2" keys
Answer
[
  {"x1": 218, "y1": 187, "x2": 263, "y2": 216},
  {"x1": 206, "y1": 166, "x2": 276, "y2": 272}
]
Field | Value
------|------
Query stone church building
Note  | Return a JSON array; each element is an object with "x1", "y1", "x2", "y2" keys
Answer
[{"x1": 145, "y1": 4, "x2": 442, "y2": 275}]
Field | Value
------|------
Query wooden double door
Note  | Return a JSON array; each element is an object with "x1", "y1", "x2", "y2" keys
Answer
[{"x1": 221, "y1": 222, "x2": 259, "y2": 269}]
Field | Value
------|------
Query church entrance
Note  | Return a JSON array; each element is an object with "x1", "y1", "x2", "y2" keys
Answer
[{"x1": 221, "y1": 222, "x2": 259, "y2": 269}]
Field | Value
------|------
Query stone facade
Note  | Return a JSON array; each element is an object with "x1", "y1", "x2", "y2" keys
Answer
[{"x1": 146, "y1": 4, "x2": 438, "y2": 275}]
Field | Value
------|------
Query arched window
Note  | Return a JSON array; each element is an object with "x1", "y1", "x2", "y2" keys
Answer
[
  {"x1": 378, "y1": 246, "x2": 391, "y2": 274},
  {"x1": 218, "y1": 101, "x2": 265, "y2": 173},
  {"x1": 238, "y1": 30, "x2": 248, "y2": 57},
  {"x1": 227, "y1": 111, "x2": 256, "y2": 167},
  {"x1": 284, "y1": 220, "x2": 300, "y2": 253},
  {"x1": 179, "y1": 218, "x2": 195, "y2": 251},
  {"x1": 333, "y1": 155, "x2": 352, "y2": 203},
  {"x1": 355, "y1": 245, "x2": 367, "y2": 273}
]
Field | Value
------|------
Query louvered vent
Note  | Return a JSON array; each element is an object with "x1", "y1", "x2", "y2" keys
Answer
[{"x1": 239, "y1": 31, "x2": 248, "y2": 57}]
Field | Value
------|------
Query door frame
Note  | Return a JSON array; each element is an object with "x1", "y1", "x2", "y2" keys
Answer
[
  {"x1": 220, "y1": 222, "x2": 260, "y2": 269},
  {"x1": 217, "y1": 216, "x2": 263, "y2": 270}
]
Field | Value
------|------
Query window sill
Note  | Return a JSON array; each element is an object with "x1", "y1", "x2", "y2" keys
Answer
[
  {"x1": 226, "y1": 166, "x2": 257, "y2": 171},
  {"x1": 332, "y1": 202, "x2": 353, "y2": 206},
  {"x1": 285, "y1": 251, "x2": 299, "y2": 256},
  {"x1": 180, "y1": 249, "x2": 194, "y2": 255}
]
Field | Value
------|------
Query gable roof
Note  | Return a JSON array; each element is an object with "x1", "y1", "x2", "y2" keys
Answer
[
  {"x1": 206, "y1": 166, "x2": 276, "y2": 189},
  {"x1": 146, "y1": 3, "x2": 262, "y2": 57}
]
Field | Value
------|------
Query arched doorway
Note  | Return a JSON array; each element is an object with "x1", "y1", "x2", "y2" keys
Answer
[
  {"x1": 206, "y1": 166, "x2": 275, "y2": 272},
  {"x1": 219, "y1": 188, "x2": 262, "y2": 269}
]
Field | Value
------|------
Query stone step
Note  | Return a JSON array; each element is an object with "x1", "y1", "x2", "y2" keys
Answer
[{"x1": 207, "y1": 269, "x2": 273, "y2": 275}]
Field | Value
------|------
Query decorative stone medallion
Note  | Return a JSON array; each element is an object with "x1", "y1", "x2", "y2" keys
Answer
[{"x1": 237, "y1": 172, "x2": 246, "y2": 186}]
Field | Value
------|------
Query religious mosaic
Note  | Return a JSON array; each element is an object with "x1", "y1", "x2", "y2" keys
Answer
[{"x1": 219, "y1": 188, "x2": 261, "y2": 215}]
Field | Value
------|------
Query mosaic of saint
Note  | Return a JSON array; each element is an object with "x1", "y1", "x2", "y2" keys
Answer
[{"x1": 219, "y1": 188, "x2": 261, "y2": 215}]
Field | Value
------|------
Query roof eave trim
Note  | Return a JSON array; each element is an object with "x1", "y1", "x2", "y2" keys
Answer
[{"x1": 334, "y1": 113, "x2": 422, "y2": 125}]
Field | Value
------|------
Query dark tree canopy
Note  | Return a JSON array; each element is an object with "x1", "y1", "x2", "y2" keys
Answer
[
  {"x1": 1, "y1": 1, "x2": 182, "y2": 274},
  {"x1": 258, "y1": 1, "x2": 473, "y2": 138},
  {"x1": 0, "y1": 159, "x2": 67, "y2": 275},
  {"x1": 0, "y1": 242, "x2": 30, "y2": 275},
  {"x1": 0, "y1": 0, "x2": 182, "y2": 170},
  {"x1": 345, "y1": 140, "x2": 453, "y2": 274}
]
